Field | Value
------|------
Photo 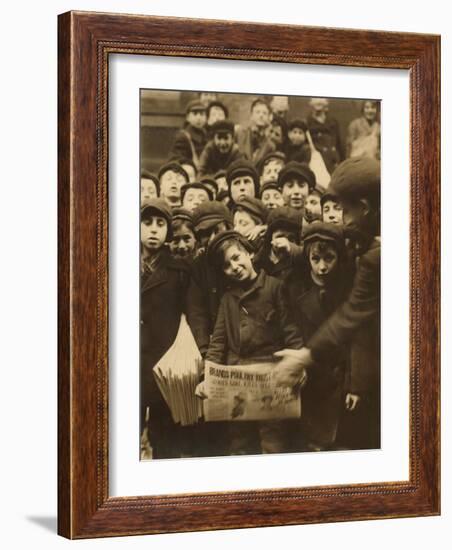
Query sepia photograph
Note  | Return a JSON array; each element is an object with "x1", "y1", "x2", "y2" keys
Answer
[{"x1": 139, "y1": 89, "x2": 381, "y2": 460}]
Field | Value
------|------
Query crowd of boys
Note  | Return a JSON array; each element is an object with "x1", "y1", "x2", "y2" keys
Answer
[{"x1": 140, "y1": 93, "x2": 381, "y2": 459}]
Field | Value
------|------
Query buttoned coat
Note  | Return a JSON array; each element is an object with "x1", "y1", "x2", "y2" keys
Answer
[{"x1": 206, "y1": 270, "x2": 303, "y2": 366}]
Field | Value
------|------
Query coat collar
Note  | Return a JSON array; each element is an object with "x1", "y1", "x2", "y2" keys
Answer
[{"x1": 228, "y1": 270, "x2": 266, "y2": 301}]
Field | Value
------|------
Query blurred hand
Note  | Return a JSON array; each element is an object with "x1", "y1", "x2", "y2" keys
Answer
[
  {"x1": 345, "y1": 393, "x2": 360, "y2": 411},
  {"x1": 273, "y1": 348, "x2": 313, "y2": 387},
  {"x1": 271, "y1": 236, "x2": 292, "y2": 256},
  {"x1": 245, "y1": 224, "x2": 267, "y2": 242}
]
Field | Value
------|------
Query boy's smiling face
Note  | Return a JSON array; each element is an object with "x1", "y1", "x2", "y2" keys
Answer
[
  {"x1": 282, "y1": 178, "x2": 310, "y2": 209},
  {"x1": 169, "y1": 223, "x2": 196, "y2": 259},
  {"x1": 222, "y1": 243, "x2": 256, "y2": 282},
  {"x1": 214, "y1": 132, "x2": 234, "y2": 154},
  {"x1": 141, "y1": 216, "x2": 168, "y2": 252}
]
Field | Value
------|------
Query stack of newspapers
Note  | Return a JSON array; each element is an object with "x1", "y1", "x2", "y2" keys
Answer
[{"x1": 153, "y1": 315, "x2": 203, "y2": 426}]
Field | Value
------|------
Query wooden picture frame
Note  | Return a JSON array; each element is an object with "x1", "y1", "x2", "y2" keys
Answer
[{"x1": 58, "y1": 11, "x2": 440, "y2": 538}]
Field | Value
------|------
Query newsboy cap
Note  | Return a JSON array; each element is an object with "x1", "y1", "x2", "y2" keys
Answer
[
  {"x1": 266, "y1": 206, "x2": 304, "y2": 234},
  {"x1": 181, "y1": 182, "x2": 214, "y2": 202},
  {"x1": 234, "y1": 196, "x2": 268, "y2": 224},
  {"x1": 185, "y1": 99, "x2": 207, "y2": 114},
  {"x1": 278, "y1": 161, "x2": 316, "y2": 191},
  {"x1": 226, "y1": 159, "x2": 259, "y2": 191},
  {"x1": 328, "y1": 157, "x2": 380, "y2": 203},
  {"x1": 302, "y1": 221, "x2": 345, "y2": 245},
  {"x1": 207, "y1": 230, "x2": 254, "y2": 265},
  {"x1": 140, "y1": 198, "x2": 173, "y2": 241},
  {"x1": 158, "y1": 162, "x2": 189, "y2": 182},
  {"x1": 192, "y1": 201, "x2": 233, "y2": 233},
  {"x1": 211, "y1": 119, "x2": 235, "y2": 135}
]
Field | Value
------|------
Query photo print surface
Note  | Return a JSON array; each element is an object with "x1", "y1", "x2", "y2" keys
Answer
[{"x1": 140, "y1": 89, "x2": 381, "y2": 460}]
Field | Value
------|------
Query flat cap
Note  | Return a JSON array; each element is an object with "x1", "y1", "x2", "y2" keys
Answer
[
  {"x1": 171, "y1": 207, "x2": 194, "y2": 225},
  {"x1": 158, "y1": 162, "x2": 189, "y2": 182},
  {"x1": 259, "y1": 180, "x2": 282, "y2": 196},
  {"x1": 192, "y1": 200, "x2": 233, "y2": 233},
  {"x1": 302, "y1": 221, "x2": 345, "y2": 245},
  {"x1": 234, "y1": 196, "x2": 268, "y2": 224},
  {"x1": 210, "y1": 119, "x2": 234, "y2": 135},
  {"x1": 226, "y1": 158, "x2": 259, "y2": 188},
  {"x1": 181, "y1": 182, "x2": 214, "y2": 202},
  {"x1": 328, "y1": 156, "x2": 380, "y2": 202},
  {"x1": 267, "y1": 206, "x2": 304, "y2": 234},
  {"x1": 278, "y1": 161, "x2": 316, "y2": 190},
  {"x1": 185, "y1": 99, "x2": 207, "y2": 114},
  {"x1": 207, "y1": 230, "x2": 254, "y2": 265}
]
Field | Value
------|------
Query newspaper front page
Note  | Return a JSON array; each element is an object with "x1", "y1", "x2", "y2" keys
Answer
[{"x1": 203, "y1": 361, "x2": 301, "y2": 422}]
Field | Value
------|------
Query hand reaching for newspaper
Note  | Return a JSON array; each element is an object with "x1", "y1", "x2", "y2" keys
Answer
[{"x1": 273, "y1": 348, "x2": 313, "y2": 388}]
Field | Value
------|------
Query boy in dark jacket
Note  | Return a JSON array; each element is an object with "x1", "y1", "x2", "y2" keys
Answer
[
  {"x1": 274, "y1": 156, "x2": 381, "y2": 450},
  {"x1": 140, "y1": 199, "x2": 191, "y2": 458},
  {"x1": 198, "y1": 120, "x2": 243, "y2": 177},
  {"x1": 284, "y1": 223, "x2": 353, "y2": 450},
  {"x1": 285, "y1": 118, "x2": 311, "y2": 163},
  {"x1": 170, "y1": 100, "x2": 208, "y2": 170},
  {"x1": 206, "y1": 231, "x2": 304, "y2": 454}
]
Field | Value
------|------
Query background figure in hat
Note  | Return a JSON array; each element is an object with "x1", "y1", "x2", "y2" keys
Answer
[
  {"x1": 140, "y1": 199, "x2": 191, "y2": 458},
  {"x1": 158, "y1": 162, "x2": 189, "y2": 208},
  {"x1": 181, "y1": 182, "x2": 213, "y2": 213},
  {"x1": 346, "y1": 100, "x2": 380, "y2": 160},
  {"x1": 285, "y1": 118, "x2": 311, "y2": 163},
  {"x1": 235, "y1": 98, "x2": 276, "y2": 165},
  {"x1": 283, "y1": 223, "x2": 354, "y2": 451},
  {"x1": 274, "y1": 156, "x2": 381, "y2": 450},
  {"x1": 185, "y1": 202, "x2": 234, "y2": 357},
  {"x1": 259, "y1": 151, "x2": 286, "y2": 187},
  {"x1": 306, "y1": 98, "x2": 344, "y2": 174},
  {"x1": 205, "y1": 100, "x2": 229, "y2": 138},
  {"x1": 304, "y1": 187, "x2": 323, "y2": 224},
  {"x1": 226, "y1": 159, "x2": 260, "y2": 206},
  {"x1": 254, "y1": 206, "x2": 303, "y2": 281},
  {"x1": 270, "y1": 95, "x2": 290, "y2": 119},
  {"x1": 278, "y1": 161, "x2": 316, "y2": 212},
  {"x1": 321, "y1": 192, "x2": 343, "y2": 225},
  {"x1": 169, "y1": 208, "x2": 197, "y2": 262},
  {"x1": 140, "y1": 170, "x2": 159, "y2": 206},
  {"x1": 233, "y1": 196, "x2": 268, "y2": 250},
  {"x1": 170, "y1": 100, "x2": 208, "y2": 169},
  {"x1": 198, "y1": 120, "x2": 243, "y2": 177},
  {"x1": 204, "y1": 231, "x2": 304, "y2": 455},
  {"x1": 259, "y1": 181, "x2": 284, "y2": 210}
]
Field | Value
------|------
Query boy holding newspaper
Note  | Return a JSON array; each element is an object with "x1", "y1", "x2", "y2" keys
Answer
[{"x1": 201, "y1": 230, "x2": 304, "y2": 455}]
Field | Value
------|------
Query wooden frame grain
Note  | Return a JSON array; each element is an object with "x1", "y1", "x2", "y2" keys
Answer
[{"x1": 58, "y1": 10, "x2": 440, "y2": 539}]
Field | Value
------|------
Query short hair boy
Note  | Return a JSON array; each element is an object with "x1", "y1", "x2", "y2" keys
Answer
[
  {"x1": 278, "y1": 161, "x2": 316, "y2": 211},
  {"x1": 198, "y1": 120, "x2": 243, "y2": 177},
  {"x1": 158, "y1": 162, "x2": 189, "y2": 207},
  {"x1": 258, "y1": 151, "x2": 286, "y2": 185}
]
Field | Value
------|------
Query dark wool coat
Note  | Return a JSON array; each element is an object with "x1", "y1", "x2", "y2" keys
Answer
[
  {"x1": 235, "y1": 125, "x2": 276, "y2": 166},
  {"x1": 140, "y1": 249, "x2": 191, "y2": 408},
  {"x1": 283, "y1": 262, "x2": 354, "y2": 448},
  {"x1": 198, "y1": 141, "x2": 244, "y2": 177},
  {"x1": 185, "y1": 251, "x2": 229, "y2": 357},
  {"x1": 206, "y1": 270, "x2": 304, "y2": 366},
  {"x1": 284, "y1": 142, "x2": 312, "y2": 163},
  {"x1": 171, "y1": 125, "x2": 208, "y2": 166},
  {"x1": 307, "y1": 238, "x2": 381, "y2": 395},
  {"x1": 307, "y1": 114, "x2": 344, "y2": 174}
]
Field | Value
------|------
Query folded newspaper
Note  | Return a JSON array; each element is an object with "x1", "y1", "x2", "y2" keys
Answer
[
  {"x1": 153, "y1": 314, "x2": 203, "y2": 426},
  {"x1": 203, "y1": 361, "x2": 301, "y2": 422}
]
